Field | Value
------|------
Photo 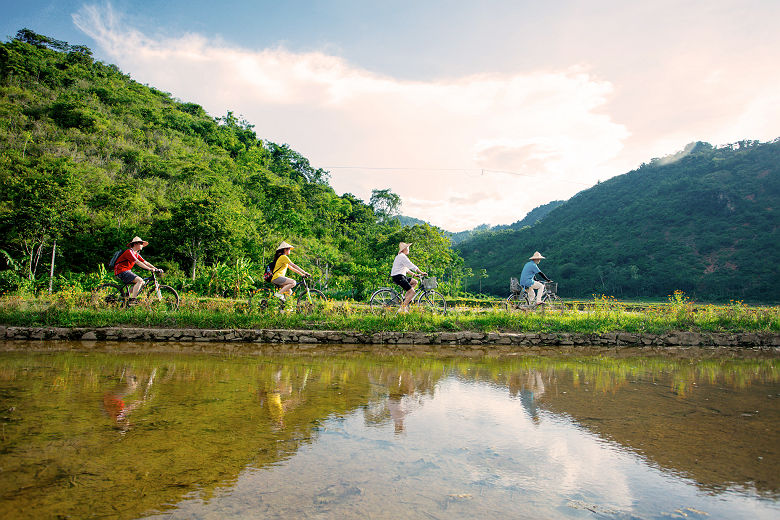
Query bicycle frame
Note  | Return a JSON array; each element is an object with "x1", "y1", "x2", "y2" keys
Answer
[
  {"x1": 369, "y1": 275, "x2": 447, "y2": 313},
  {"x1": 120, "y1": 271, "x2": 161, "y2": 297},
  {"x1": 382, "y1": 286, "x2": 431, "y2": 306},
  {"x1": 249, "y1": 276, "x2": 325, "y2": 312},
  {"x1": 142, "y1": 272, "x2": 162, "y2": 297}
]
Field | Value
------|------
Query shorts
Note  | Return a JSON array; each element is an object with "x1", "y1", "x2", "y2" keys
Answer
[
  {"x1": 117, "y1": 270, "x2": 140, "y2": 284},
  {"x1": 391, "y1": 274, "x2": 413, "y2": 292},
  {"x1": 272, "y1": 276, "x2": 295, "y2": 288}
]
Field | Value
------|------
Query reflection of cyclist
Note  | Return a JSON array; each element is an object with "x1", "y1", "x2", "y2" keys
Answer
[
  {"x1": 114, "y1": 236, "x2": 162, "y2": 303},
  {"x1": 269, "y1": 241, "x2": 311, "y2": 301},
  {"x1": 102, "y1": 368, "x2": 156, "y2": 433},
  {"x1": 257, "y1": 369, "x2": 303, "y2": 430},
  {"x1": 391, "y1": 242, "x2": 427, "y2": 312},
  {"x1": 508, "y1": 370, "x2": 545, "y2": 424},
  {"x1": 519, "y1": 251, "x2": 551, "y2": 306}
]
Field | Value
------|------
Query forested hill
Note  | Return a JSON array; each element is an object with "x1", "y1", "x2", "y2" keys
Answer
[
  {"x1": 458, "y1": 139, "x2": 780, "y2": 303},
  {"x1": 0, "y1": 30, "x2": 459, "y2": 298}
]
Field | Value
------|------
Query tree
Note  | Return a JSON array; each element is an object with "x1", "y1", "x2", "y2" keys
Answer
[
  {"x1": 0, "y1": 158, "x2": 83, "y2": 281},
  {"x1": 167, "y1": 193, "x2": 247, "y2": 279},
  {"x1": 478, "y1": 268, "x2": 488, "y2": 293},
  {"x1": 370, "y1": 189, "x2": 402, "y2": 223}
]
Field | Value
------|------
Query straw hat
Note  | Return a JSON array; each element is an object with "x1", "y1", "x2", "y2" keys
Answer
[
  {"x1": 276, "y1": 241, "x2": 295, "y2": 251},
  {"x1": 529, "y1": 251, "x2": 545, "y2": 260},
  {"x1": 398, "y1": 242, "x2": 412, "y2": 253},
  {"x1": 128, "y1": 236, "x2": 148, "y2": 247}
]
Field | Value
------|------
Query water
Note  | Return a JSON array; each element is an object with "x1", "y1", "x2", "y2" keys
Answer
[{"x1": 0, "y1": 344, "x2": 777, "y2": 519}]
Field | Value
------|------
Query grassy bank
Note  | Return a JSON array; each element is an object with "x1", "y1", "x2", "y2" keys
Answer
[{"x1": 1, "y1": 292, "x2": 778, "y2": 335}]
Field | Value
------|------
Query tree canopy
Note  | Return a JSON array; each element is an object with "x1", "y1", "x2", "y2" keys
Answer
[{"x1": 0, "y1": 30, "x2": 461, "y2": 298}]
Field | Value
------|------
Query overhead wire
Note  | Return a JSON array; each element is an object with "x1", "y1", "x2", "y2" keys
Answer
[{"x1": 321, "y1": 165, "x2": 592, "y2": 186}]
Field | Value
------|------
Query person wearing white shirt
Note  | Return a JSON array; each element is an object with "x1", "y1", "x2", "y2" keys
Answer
[{"x1": 391, "y1": 242, "x2": 427, "y2": 312}]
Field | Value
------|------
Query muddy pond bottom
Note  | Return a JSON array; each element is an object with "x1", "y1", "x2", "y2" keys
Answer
[{"x1": 0, "y1": 346, "x2": 778, "y2": 519}]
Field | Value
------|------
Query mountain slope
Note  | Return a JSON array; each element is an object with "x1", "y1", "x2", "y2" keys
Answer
[
  {"x1": 446, "y1": 200, "x2": 566, "y2": 245},
  {"x1": 457, "y1": 140, "x2": 780, "y2": 302},
  {"x1": 0, "y1": 30, "x2": 459, "y2": 298}
]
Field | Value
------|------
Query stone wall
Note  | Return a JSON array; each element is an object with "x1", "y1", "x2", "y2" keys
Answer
[{"x1": 1, "y1": 326, "x2": 778, "y2": 357}]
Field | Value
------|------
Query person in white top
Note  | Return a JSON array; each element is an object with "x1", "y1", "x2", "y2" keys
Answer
[{"x1": 391, "y1": 242, "x2": 427, "y2": 312}]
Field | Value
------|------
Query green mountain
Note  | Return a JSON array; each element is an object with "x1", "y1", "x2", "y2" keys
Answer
[
  {"x1": 397, "y1": 215, "x2": 428, "y2": 227},
  {"x1": 501, "y1": 199, "x2": 565, "y2": 230},
  {"x1": 447, "y1": 200, "x2": 566, "y2": 245},
  {"x1": 0, "y1": 30, "x2": 459, "y2": 298},
  {"x1": 457, "y1": 140, "x2": 780, "y2": 303}
]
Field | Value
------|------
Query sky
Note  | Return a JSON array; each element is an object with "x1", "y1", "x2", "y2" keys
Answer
[{"x1": 3, "y1": 1, "x2": 779, "y2": 231}]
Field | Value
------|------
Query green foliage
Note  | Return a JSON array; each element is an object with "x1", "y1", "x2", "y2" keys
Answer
[
  {"x1": 370, "y1": 188, "x2": 401, "y2": 223},
  {"x1": 458, "y1": 140, "x2": 780, "y2": 303},
  {"x1": 0, "y1": 31, "x2": 458, "y2": 297}
]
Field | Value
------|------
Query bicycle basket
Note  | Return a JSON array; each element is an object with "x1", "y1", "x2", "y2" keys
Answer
[
  {"x1": 422, "y1": 277, "x2": 438, "y2": 290},
  {"x1": 510, "y1": 277, "x2": 522, "y2": 293},
  {"x1": 544, "y1": 281, "x2": 557, "y2": 295}
]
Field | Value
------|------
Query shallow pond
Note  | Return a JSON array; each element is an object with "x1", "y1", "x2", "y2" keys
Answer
[{"x1": 0, "y1": 343, "x2": 778, "y2": 519}]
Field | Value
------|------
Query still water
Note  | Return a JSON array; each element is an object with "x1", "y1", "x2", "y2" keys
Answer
[{"x1": 0, "y1": 344, "x2": 777, "y2": 519}]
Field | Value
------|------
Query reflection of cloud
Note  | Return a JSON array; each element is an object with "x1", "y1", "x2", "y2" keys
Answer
[
  {"x1": 73, "y1": 4, "x2": 629, "y2": 231},
  {"x1": 432, "y1": 380, "x2": 635, "y2": 506}
]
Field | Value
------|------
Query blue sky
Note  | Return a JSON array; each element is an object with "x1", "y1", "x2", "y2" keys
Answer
[{"x1": 3, "y1": 1, "x2": 779, "y2": 230}]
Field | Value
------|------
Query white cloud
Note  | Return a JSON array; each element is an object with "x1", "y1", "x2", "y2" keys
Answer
[{"x1": 73, "y1": 4, "x2": 630, "y2": 231}]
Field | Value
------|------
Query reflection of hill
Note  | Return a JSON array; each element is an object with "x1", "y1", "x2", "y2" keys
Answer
[
  {"x1": 538, "y1": 371, "x2": 779, "y2": 497},
  {"x1": 469, "y1": 358, "x2": 779, "y2": 498},
  {"x1": 0, "y1": 352, "x2": 776, "y2": 518},
  {"x1": 0, "y1": 352, "x2": 379, "y2": 519}
]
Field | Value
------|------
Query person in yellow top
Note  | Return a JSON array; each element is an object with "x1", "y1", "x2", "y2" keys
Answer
[{"x1": 269, "y1": 241, "x2": 311, "y2": 301}]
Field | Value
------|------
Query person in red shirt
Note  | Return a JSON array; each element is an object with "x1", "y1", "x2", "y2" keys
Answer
[{"x1": 114, "y1": 236, "x2": 161, "y2": 301}]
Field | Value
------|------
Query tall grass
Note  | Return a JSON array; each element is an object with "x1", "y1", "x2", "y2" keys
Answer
[{"x1": 0, "y1": 291, "x2": 777, "y2": 334}]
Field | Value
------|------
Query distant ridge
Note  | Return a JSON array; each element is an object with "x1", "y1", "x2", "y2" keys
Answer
[
  {"x1": 457, "y1": 140, "x2": 780, "y2": 302},
  {"x1": 399, "y1": 199, "x2": 565, "y2": 244}
]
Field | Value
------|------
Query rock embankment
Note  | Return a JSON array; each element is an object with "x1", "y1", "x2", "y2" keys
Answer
[{"x1": 1, "y1": 326, "x2": 778, "y2": 356}]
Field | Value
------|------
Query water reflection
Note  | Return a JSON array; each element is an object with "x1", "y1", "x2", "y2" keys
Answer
[
  {"x1": 365, "y1": 367, "x2": 434, "y2": 434},
  {"x1": 509, "y1": 370, "x2": 546, "y2": 423},
  {"x1": 0, "y1": 346, "x2": 777, "y2": 519},
  {"x1": 102, "y1": 368, "x2": 156, "y2": 433}
]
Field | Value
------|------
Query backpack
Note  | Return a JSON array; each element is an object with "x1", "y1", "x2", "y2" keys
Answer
[
  {"x1": 262, "y1": 262, "x2": 274, "y2": 282},
  {"x1": 108, "y1": 250, "x2": 123, "y2": 268}
]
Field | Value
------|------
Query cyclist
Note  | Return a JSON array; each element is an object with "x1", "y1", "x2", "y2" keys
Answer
[
  {"x1": 391, "y1": 242, "x2": 427, "y2": 312},
  {"x1": 520, "y1": 251, "x2": 551, "y2": 306},
  {"x1": 269, "y1": 241, "x2": 311, "y2": 301},
  {"x1": 113, "y1": 236, "x2": 162, "y2": 303}
]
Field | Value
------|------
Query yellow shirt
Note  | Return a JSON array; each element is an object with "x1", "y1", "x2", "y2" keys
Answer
[{"x1": 271, "y1": 255, "x2": 291, "y2": 281}]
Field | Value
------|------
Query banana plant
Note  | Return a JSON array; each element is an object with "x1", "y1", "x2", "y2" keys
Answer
[{"x1": 230, "y1": 257, "x2": 255, "y2": 298}]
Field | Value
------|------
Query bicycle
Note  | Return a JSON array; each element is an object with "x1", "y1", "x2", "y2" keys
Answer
[
  {"x1": 369, "y1": 276, "x2": 447, "y2": 314},
  {"x1": 247, "y1": 276, "x2": 326, "y2": 313},
  {"x1": 503, "y1": 278, "x2": 561, "y2": 311},
  {"x1": 93, "y1": 270, "x2": 180, "y2": 311}
]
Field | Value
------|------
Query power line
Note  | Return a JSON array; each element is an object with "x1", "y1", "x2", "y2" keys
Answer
[
  {"x1": 322, "y1": 166, "x2": 474, "y2": 171},
  {"x1": 322, "y1": 165, "x2": 592, "y2": 186}
]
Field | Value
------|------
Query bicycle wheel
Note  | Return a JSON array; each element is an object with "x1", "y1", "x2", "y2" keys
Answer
[
  {"x1": 248, "y1": 289, "x2": 265, "y2": 312},
  {"x1": 420, "y1": 290, "x2": 447, "y2": 313},
  {"x1": 296, "y1": 288, "x2": 326, "y2": 313},
  {"x1": 249, "y1": 289, "x2": 284, "y2": 312},
  {"x1": 92, "y1": 284, "x2": 126, "y2": 308},
  {"x1": 543, "y1": 293, "x2": 562, "y2": 310},
  {"x1": 139, "y1": 284, "x2": 180, "y2": 311},
  {"x1": 503, "y1": 293, "x2": 525, "y2": 311},
  {"x1": 369, "y1": 288, "x2": 401, "y2": 313}
]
